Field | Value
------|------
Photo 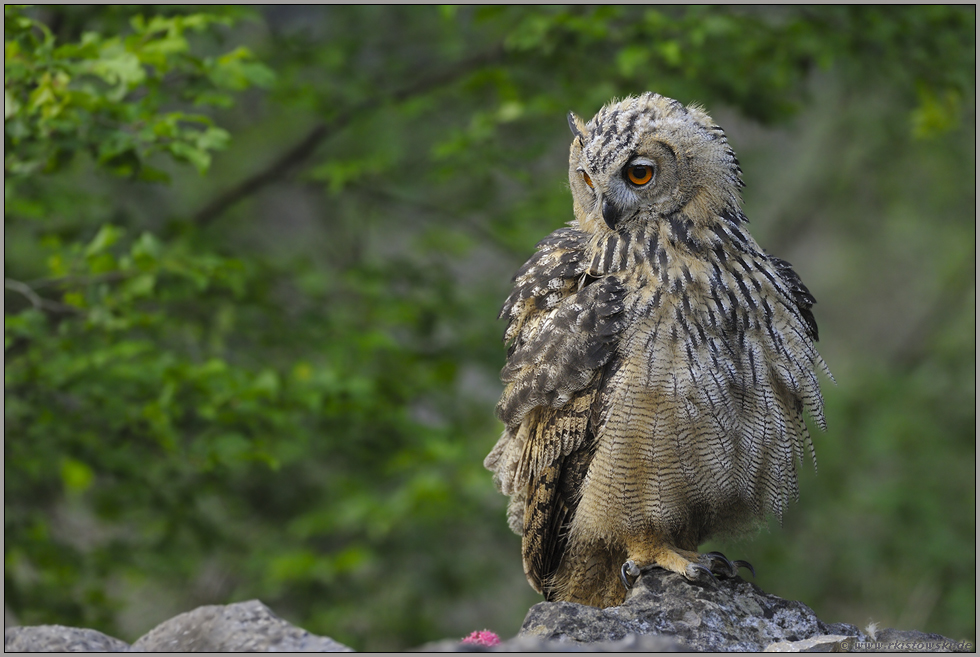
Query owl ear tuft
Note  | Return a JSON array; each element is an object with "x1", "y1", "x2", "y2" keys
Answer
[{"x1": 567, "y1": 112, "x2": 586, "y2": 142}]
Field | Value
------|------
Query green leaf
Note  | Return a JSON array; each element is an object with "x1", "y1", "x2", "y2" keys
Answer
[
  {"x1": 60, "y1": 458, "x2": 95, "y2": 494},
  {"x1": 194, "y1": 126, "x2": 230, "y2": 152},
  {"x1": 122, "y1": 273, "x2": 156, "y2": 299},
  {"x1": 131, "y1": 232, "x2": 162, "y2": 266},
  {"x1": 251, "y1": 369, "x2": 281, "y2": 399},
  {"x1": 84, "y1": 225, "x2": 124, "y2": 257},
  {"x1": 87, "y1": 45, "x2": 145, "y2": 92},
  {"x1": 210, "y1": 47, "x2": 277, "y2": 90},
  {"x1": 168, "y1": 141, "x2": 211, "y2": 175},
  {"x1": 911, "y1": 86, "x2": 962, "y2": 138}
]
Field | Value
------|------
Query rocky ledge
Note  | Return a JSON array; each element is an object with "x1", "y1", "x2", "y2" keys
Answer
[
  {"x1": 5, "y1": 573, "x2": 972, "y2": 652},
  {"x1": 508, "y1": 569, "x2": 970, "y2": 652},
  {"x1": 4, "y1": 601, "x2": 352, "y2": 653}
]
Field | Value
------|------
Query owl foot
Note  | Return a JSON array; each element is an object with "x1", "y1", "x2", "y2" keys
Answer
[
  {"x1": 702, "y1": 551, "x2": 755, "y2": 578},
  {"x1": 620, "y1": 559, "x2": 641, "y2": 589},
  {"x1": 619, "y1": 548, "x2": 754, "y2": 590}
]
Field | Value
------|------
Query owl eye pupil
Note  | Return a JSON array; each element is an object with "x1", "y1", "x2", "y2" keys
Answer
[
  {"x1": 582, "y1": 172, "x2": 594, "y2": 189},
  {"x1": 626, "y1": 164, "x2": 654, "y2": 186}
]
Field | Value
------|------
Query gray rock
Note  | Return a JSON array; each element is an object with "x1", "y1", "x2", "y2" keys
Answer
[
  {"x1": 6, "y1": 594, "x2": 971, "y2": 652},
  {"x1": 130, "y1": 599, "x2": 352, "y2": 652},
  {"x1": 415, "y1": 633, "x2": 690, "y2": 651},
  {"x1": 519, "y1": 569, "x2": 866, "y2": 652},
  {"x1": 4, "y1": 625, "x2": 132, "y2": 652},
  {"x1": 764, "y1": 634, "x2": 852, "y2": 652}
]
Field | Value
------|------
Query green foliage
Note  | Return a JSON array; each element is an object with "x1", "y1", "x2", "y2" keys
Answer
[
  {"x1": 4, "y1": 6, "x2": 271, "y2": 180},
  {"x1": 5, "y1": 4, "x2": 975, "y2": 650}
]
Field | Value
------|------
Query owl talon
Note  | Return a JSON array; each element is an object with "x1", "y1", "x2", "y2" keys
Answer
[
  {"x1": 702, "y1": 551, "x2": 754, "y2": 578},
  {"x1": 734, "y1": 560, "x2": 756, "y2": 578},
  {"x1": 620, "y1": 560, "x2": 641, "y2": 589},
  {"x1": 686, "y1": 562, "x2": 717, "y2": 581},
  {"x1": 703, "y1": 550, "x2": 736, "y2": 576}
]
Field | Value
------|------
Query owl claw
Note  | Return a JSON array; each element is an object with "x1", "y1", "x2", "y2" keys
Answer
[
  {"x1": 734, "y1": 559, "x2": 756, "y2": 578},
  {"x1": 703, "y1": 551, "x2": 737, "y2": 577},
  {"x1": 701, "y1": 551, "x2": 755, "y2": 578},
  {"x1": 686, "y1": 563, "x2": 717, "y2": 581},
  {"x1": 620, "y1": 559, "x2": 641, "y2": 590},
  {"x1": 620, "y1": 551, "x2": 751, "y2": 591}
]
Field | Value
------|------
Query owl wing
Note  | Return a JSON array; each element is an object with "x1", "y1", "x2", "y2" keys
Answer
[
  {"x1": 484, "y1": 227, "x2": 626, "y2": 594},
  {"x1": 516, "y1": 388, "x2": 602, "y2": 597}
]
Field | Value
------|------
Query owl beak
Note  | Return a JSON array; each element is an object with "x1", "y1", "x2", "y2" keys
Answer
[{"x1": 601, "y1": 198, "x2": 621, "y2": 230}]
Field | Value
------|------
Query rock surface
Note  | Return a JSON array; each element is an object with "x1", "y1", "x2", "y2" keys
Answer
[
  {"x1": 4, "y1": 585, "x2": 972, "y2": 652},
  {"x1": 4, "y1": 600, "x2": 352, "y2": 653},
  {"x1": 763, "y1": 634, "x2": 853, "y2": 652},
  {"x1": 520, "y1": 569, "x2": 863, "y2": 651},
  {"x1": 4, "y1": 626, "x2": 131, "y2": 653},
  {"x1": 518, "y1": 569, "x2": 970, "y2": 653},
  {"x1": 130, "y1": 599, "x2": 352, "y2": 652},
  {"x1": 416, "y1": 633, "x2": 691, "y2": 652}
]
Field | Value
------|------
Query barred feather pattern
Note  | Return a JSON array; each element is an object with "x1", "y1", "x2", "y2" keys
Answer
[{"x1": 484, "y1": 92, "x2": 830, "y2": 607}]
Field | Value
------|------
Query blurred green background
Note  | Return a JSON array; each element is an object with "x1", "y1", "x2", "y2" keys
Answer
[{"x1": 4, "y1": 5, "x2": 975, "y2": 651}]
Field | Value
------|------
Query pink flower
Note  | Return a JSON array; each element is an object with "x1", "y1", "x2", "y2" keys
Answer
[{"x1": 461, "y1": 629, "x2": 501, "y2": 647}]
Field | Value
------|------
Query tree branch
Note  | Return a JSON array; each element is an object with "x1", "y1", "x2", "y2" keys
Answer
[
  {"x1": 27, "y1": 271, "x2": 129, "y2": 290},
  {"x1": 192, "y1": 46, "x2": 506, "y2": 227},
  {"x1": 4, "y1": 278, "x2": 83, "y2": 315}
]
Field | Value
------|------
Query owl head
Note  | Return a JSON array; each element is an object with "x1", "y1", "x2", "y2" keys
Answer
[{"x1": 567, "y1": 93, "x2": 744, "y2": 233}]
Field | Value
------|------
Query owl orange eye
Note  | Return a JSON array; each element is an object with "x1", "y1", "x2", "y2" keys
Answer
[
  {"x1": 581, "y1": 171, "x2": 594, "y2": 188},
  {"x1": 626, "y1": 164, "x2": 654, "y2": 186}
]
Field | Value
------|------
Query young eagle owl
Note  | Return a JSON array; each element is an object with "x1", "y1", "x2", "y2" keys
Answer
[{"x1": 485, "y1": 93, "x2": 830, "y2": 608}]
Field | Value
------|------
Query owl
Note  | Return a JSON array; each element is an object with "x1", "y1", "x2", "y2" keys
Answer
[{"x1": 484, "y1": 93, "x2": 830, "y2": 608}]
